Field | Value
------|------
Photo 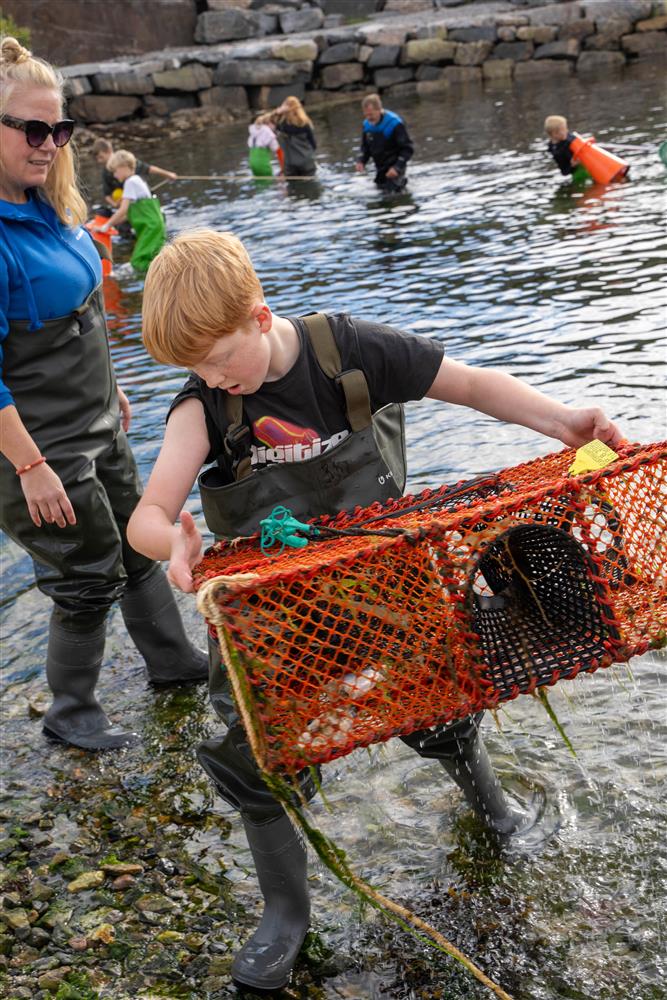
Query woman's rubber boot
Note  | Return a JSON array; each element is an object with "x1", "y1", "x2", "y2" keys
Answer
[
  {"x1": 231, "y1": 812, "x2": 310, "y2": 991},
  {"x1": 439, "y1": 728, "x2": 522, "y2": 835},
  {"x1": 42, "y1": 615, "x2": 139, "y2": 751},
  {"x1": 120, "y1": 565, "x2": 208, "y2": 686}
]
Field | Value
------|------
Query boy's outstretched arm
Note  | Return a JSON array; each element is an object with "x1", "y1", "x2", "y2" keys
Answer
[
  {"x1": 426, "y1": 357, "x2": 624, "y2": 449},
  {"x1": 127, "y1": 398, "x2": 211, "y2": 593}
]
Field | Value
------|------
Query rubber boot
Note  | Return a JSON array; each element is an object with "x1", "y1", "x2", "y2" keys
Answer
[
  {"x1": 439, "y1": 728, "x2": 522, "y2": 835},
  {"x1": 120, "y1": 565, "x2": 208, "y2": 685},
  {"x1": 231, "y1": 812, "x2": 310, "y2": 991},
  {"x1": 42, "y1": 614, "x2": 139, "y2": 751}
]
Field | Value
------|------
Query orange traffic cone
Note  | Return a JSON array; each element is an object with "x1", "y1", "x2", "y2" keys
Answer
[
  {"x1": 569, "y1": 133, "x2": 629, "y2": 185},
  {"x1": 85, "y1": 215, "x2": 118, "y2": 277}
]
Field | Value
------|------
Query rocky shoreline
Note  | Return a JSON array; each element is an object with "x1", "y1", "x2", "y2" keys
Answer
[{"x1": 59, "y1": 0, "x2": 667, "y2": 130}]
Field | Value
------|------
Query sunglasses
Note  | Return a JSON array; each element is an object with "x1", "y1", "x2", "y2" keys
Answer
[{"x1": 0, "y1": 113, "x2": 75, "y2": 148}]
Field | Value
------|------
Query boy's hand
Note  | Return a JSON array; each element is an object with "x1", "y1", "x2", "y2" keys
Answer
[
  {"x1": 559, "y1": 407, "x2": 625, "y2": 450},
  {"x1": 167, "y1": 510, "x2": 203, "y2": 593}
]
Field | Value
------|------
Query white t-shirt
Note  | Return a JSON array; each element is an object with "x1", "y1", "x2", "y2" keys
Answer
[
  {"x1": 122, "y1": 174, "x2": 152, "y2": 201},
  {"x1": 248, "y1": 123, "x2": 279, "y2": 152}
]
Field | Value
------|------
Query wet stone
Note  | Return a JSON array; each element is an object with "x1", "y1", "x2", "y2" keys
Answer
[{"x1": 66, "y1": 871, "x2": 105, "y2": 893}]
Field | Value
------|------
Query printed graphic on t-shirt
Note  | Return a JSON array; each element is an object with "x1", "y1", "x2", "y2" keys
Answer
[{"x1": 252, "y1": 415, "x2": 349, "y2": 466}]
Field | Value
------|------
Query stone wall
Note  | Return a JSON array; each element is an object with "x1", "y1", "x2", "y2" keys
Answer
[{"x1": 57, "y1": 0, "x2": 666, "y2": 127}]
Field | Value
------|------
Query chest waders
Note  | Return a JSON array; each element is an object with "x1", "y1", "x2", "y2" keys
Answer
[
  {"x1": 248, "y1": 145, "x2": 273, "y2": 178},
  {"x1": 127, "y1": 197, "x2": 166, "y2": 274},
  {"x1": 278, "y1": 132, "x2": 316, "y2": 177},
  {"x1": 0, "y1": 289, "x2": 207, "y2": 750},
  {"x1": 195, "y1": 315, "x2": 522, "y2": 991}
]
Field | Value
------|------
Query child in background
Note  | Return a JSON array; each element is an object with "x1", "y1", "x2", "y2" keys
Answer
[
  {"x1": 544, "y1": 115, "x2": 588, "y2": 181},
  {"x1": 127, "y1": 229, "x2": 623, "y2": 993},
  {"x1": 91, "y1": 137, "x2": 176, "y2": 215},
  {"x1": 247, "y1": 112, "x2": 280, "y2": 177},
  {"x1": 98, "y1": 150, "x2": 167, "y2": 274},
  {"x1": 274, "y1": 95, "x2": 317, "y2": 176}
]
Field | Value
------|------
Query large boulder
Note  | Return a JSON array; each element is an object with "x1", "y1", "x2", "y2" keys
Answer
[
  {"x1": 402, "y1": 39, "x2": 456, "y2": 64},
  {"x1": 153, "y1": 64, "x2": 213, "y2": 92},
  {"x1": 68, "y1": 94, "x2": 141, "y2": 123},
  {"x1": 214, "y1": 59, "x2": 312, "y2": 86},
  {"x1": 198, "y1": 86, "x2": 249, "y2": 112},
  {"x1": 577, "y1": 50, "x2": 626, "y2": 71},
  {"x1": 194, "y1": 9, "x2": 260, "y2": 44},
  {"x1": 92, "y1": 70, "x2": 155, "y2": 95},
  {"x1": 320, "y1": 62, "x2": 365, "y2": 88},
  {"x1": 319, "y1": 42, "x2": 361, "y2": 65},
  {"x1": 279, "y1": 7, "x2": 325, "y2": 34}
]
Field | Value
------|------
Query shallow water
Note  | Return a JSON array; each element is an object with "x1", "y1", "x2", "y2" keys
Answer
[{"x1": 2, "y1": 62, "x2": 666, "y2": 998}]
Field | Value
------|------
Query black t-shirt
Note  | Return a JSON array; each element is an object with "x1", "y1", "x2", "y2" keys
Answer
[
  {"x1": 547, "y1": 133, "x2": 575, "y2": 176},
  {"x1": 169, "y1": 313, "x2": 444, "y2": 481}
]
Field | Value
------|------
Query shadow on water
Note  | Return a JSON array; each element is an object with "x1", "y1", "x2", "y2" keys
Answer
[{"x1": 1, "y1": 62, "x2": 666, "y2": 999}]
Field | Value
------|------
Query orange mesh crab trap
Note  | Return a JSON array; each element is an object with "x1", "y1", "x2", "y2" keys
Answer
[{"x1": 195, "y1": 440, "x2": 667, "y2": 775}]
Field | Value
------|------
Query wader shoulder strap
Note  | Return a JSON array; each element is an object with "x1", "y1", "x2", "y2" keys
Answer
[
  {"x1": 301, "y1": 313, "x2": 372, "y2": 432},
  {"x1": 223, "y1": 393, "x2": 252, "y2": 481}
]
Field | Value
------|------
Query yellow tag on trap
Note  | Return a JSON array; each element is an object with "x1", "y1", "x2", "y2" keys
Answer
[{"x1": 569, "y1": 439, "x2": 619, "y2": 476}]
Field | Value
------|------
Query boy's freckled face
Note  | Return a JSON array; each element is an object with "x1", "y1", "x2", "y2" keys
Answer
[
  {"x1": 550, "y1": 125, "x2": 568, "y2": 142},
  {"x1": 192, "y1": 324, "x2": 271, "y2": 396}
]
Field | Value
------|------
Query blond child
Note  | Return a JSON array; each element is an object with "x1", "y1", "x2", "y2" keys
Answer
[
  {"x1": 544, "y1": 114, "x2": 583, "y2": 177},
  {"x1": 127, "y1": 229, "x2": 623, "y2": 992},
  {"x1": 97, "y1": 150, "x2": 166, "y2": 273},
  {"x1": 91, "y1": 137, "x2": 176, "y2": 213}
]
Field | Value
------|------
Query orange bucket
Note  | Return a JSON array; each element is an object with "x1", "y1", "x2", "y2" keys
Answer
[
  {"x1": 569, "y1": 134, "x2": 629, "y2": 185},
  {"x1": 86, "y1": 215, "x2": 118, "y2": 277}
]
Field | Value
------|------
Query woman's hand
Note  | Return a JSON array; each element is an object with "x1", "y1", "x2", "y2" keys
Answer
[
  {"x1": 117, "y1": 386, "x2": 131, "y2": 433},
  {"x1": 20, "y1": 463, "x2": 76, "y2": 528},
  {"x1": 167, "y1": 511, "x2": 203, "y2": 593},
  {"x1": 558, "y1": 407, "x2": 625, "y2": 450}
]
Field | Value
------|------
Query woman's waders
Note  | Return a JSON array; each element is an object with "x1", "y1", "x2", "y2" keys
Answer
[
  {"x1": 0, "y1": 288, "x2": 207, "y2": 750},
  {"x1": 195, "y1": 314, "x2": 522, "y2": 990}
]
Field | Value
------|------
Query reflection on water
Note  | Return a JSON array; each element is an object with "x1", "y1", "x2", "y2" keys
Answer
[{"x1": 2, "y1": 62, "x2": 666, "y2": 999}]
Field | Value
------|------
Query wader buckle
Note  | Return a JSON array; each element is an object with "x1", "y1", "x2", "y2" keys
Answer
[{"x1": 224, "y1": 422, "x2": 252, "y2": 479}]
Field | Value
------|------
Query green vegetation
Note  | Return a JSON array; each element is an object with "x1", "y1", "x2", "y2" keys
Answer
[{"x1": 0, "y1": 10, "x2": 31, "y2": 47}]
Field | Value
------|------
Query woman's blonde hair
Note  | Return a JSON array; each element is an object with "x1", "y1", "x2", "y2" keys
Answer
[
  {"x1": 143, "y1": 229, "x2": 264, "y2": 368},
  {"x1": 278, "y1": 95, "x2": 313, "y2": 129},
  {"x1": 107, "y1": 149, "x2": 136, "y2": 172},
  {"x1": 0, "y1": 36, "x2": 87, "y2": 226}
]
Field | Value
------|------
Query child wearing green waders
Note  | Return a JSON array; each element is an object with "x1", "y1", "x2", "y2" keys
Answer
[
  {"x1": 98, "y1": 149, "x2": 167, "y2": 273},
  {"x1": 247, "y1": 112, "x2": 280, "y2": 177}
]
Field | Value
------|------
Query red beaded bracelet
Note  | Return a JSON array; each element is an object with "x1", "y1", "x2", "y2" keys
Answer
[{"x1": 16, "y1": 456, "x2": 47, "y2": 476}]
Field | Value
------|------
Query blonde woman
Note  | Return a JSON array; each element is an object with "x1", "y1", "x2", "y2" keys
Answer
[
  {"x1": 274, "y1": 95, "x2": 317, "y2": 176},
  {"x1": 0, "y1": 37, "x2": 207, "y2": 751}
]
